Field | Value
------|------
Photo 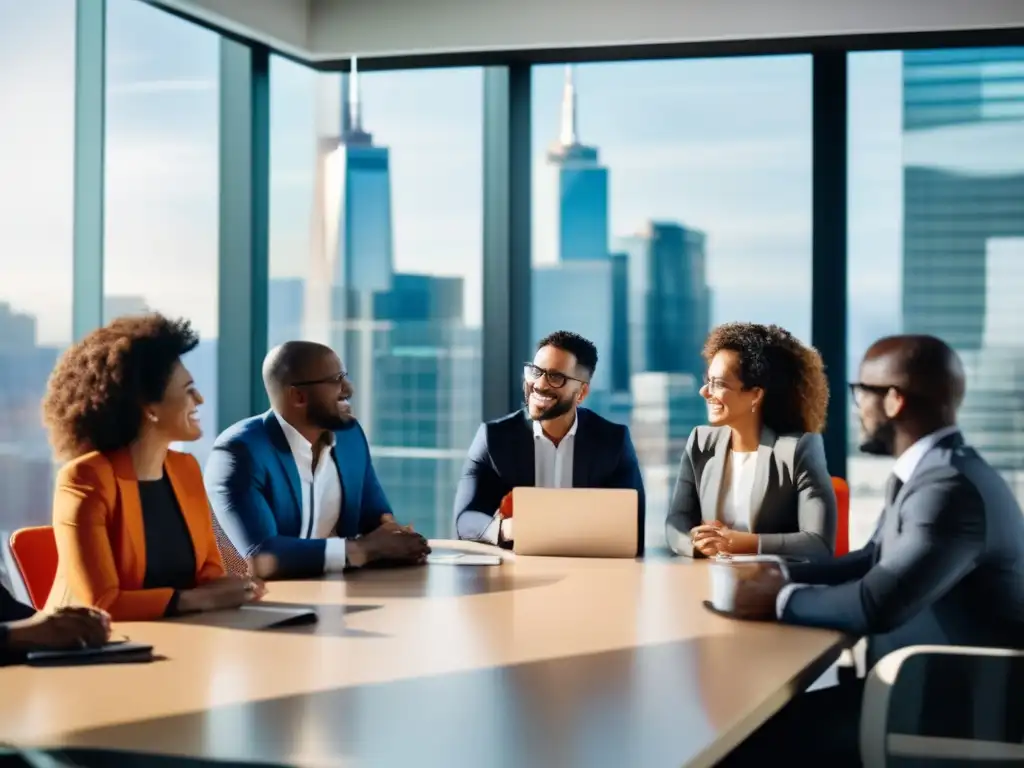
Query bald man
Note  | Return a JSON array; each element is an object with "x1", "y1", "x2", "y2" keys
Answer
[
  {"x1": 204, "y1": 341, "x2": 429, "y2": 580},
  {"x1": 720, "y1": 334, "x2": 1024, "y2": 766}
]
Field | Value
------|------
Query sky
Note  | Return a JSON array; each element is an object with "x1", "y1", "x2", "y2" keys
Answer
[{"x1": 0, "y1": 0, "x2": 905, "y2": 356}]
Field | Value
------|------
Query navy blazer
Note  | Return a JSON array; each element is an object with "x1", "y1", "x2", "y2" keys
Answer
[
  {"x1": 453, "y1": 408, "x2": 646, "y2": 555},
  {"x1": 204, "y1": 411, "x2": 393, "y2": 579},
  {"x1": 781, "y1": 431, "x2": 1024, "y2": 668}
]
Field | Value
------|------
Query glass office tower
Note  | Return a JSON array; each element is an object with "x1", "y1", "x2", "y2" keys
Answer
[
  {"x1": 308, "y1": 65, "x2": 394, "y2": 437},
  {"x1": 902, "y1": 48, "x2": 1024, "y2": 494},
  {"x1": 546, "y1": 66, "x2": 609, "y2": 264},
  {"x1": 616, "y1": 221, "x2": 711, "y2": 379}
]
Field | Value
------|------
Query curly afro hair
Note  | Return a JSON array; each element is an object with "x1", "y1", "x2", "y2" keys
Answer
[
  {"x1": 42, "y1": 313, "x2": 200, "y2": 461},
  {"x1": 703, "y1": 322, "x2": 829, "y2": 434}
]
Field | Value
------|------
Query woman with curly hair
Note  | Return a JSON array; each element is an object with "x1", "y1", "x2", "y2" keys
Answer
[
  {"x1": 666, "y1": 322, "x2": 837, "y2": 561},
  {"x1": 42, "y1": 313, "x2": 265, "y2": 621}
]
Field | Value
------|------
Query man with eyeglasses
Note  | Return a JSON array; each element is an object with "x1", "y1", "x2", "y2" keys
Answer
[
  {"x1": 453, "y1": 330, "x2": 645, "y2": 553},
  {"x1": 205, "y1": 341, "x2": 429, "y2": 580},
  {"x1": 717, "y1": 334, "x2": 1024, "y2": 767}
]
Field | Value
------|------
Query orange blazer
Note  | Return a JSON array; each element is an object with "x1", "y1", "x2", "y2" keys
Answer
[{"x1": 45, "y1": 448, "x2": 226, "y2": 621}]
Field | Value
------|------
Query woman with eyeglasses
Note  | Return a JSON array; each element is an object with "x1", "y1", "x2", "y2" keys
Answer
[
  {"x1": 665, "y1": 322, "x2": 837, "y2": 560},
  {"x1": 41, "y1": 313, "x2": 266, "y2": 621}
]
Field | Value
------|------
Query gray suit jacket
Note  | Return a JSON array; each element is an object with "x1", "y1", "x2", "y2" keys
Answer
[
  {"x1": 665, "y1": 425, "x2": 837, "y2": 560},
  {"x1": 782, "y1": 431, "x2": 1024, "y2": 667}
]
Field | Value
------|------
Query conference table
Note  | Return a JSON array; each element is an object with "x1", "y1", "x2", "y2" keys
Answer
[{"x1": 0, "y1": 542, "x2": 848, "y2": 767}]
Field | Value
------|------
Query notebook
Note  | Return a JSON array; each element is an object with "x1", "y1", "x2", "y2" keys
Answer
[
  {"x1": 427, "y1": 552, "x2": 502, "y2": 566},
  {"x1": 168, "y1": 603, "x2": 318, "y2": 630},
  {"x1": 26, "y1": 641, "x2": 155, "y2": 666}
]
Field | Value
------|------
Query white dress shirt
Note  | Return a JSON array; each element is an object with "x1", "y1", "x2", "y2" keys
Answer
[
  {"x1": 274, "y1": 412, "x2": 348, "y2": 573},
  {"x1": 775, "y1": 425, "x2": 962, "y2": 618},
  {"x1": 485, "y1": 415, "x2": 580, "y2": 543},
  {"x1": 533, "y1": 415, "x2": 579, "y2": 489}
]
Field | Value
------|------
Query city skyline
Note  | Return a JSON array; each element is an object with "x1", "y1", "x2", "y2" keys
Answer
[
  {"x1": 2, "y1": 1, "x2": 1024, "y2": 548},
  {"x1": 3, "y1": 0, "x2": 906, "y2": 356}
]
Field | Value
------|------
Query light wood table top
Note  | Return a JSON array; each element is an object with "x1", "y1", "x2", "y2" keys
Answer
[{"x1": 0, "y1": 543, "x2": 846, "y2": 767}]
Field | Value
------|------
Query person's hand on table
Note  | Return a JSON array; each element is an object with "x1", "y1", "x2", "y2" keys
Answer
[
  {"x1": 378, "y1": 513, "x2": 416, "y2": 534},
  {"x1": 691, "y1": 521, "x2": 727, "y2": 556},
  {"x1": 5, "y1": 607, "x2": 111, "y2": 650},
  {"x1": 177, "y1": 575, "x2": 267, "y2": 613},
  {"x1": 496, "y1": 492, "x2": 514, "y2": 544},
  {"x1": 731, "y1": 562, "x2": 788, "y2": 620},
  {"x1": 691, "y1": 521, "x2": 759, "y2": 556},
  {"x1": 346, "y1": 521, "x2": 431, "y2": 568}
]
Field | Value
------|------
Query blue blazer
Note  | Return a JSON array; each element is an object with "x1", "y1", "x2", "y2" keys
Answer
[
  {"x1": 453, "y1": 408, "x2": 646, "y2": 555},
  {"x1": 204, "y1": 410, "x2": 393, "y2": 579}
]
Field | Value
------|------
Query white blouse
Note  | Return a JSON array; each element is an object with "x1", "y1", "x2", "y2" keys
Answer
[{"x1": 717, "y1": 450, "x2": 758, "y2": 532}]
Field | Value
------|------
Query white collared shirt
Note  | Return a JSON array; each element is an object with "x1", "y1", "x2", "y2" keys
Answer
[
  {"x1": 483, "y1": 414, "x2": 581, "y2": 545},
  {"x1": 775, "y1": 425, "x2": 962, "y2": 619},
  {"x1": 274, "y1": 412, "x2": 348, "y2": 573},
  {"x1": 892, "y1": 425, "x2": 961, "y2": 483},
  {"x1": 533, "y1": 414, "x2": 579, "y2": 489}
]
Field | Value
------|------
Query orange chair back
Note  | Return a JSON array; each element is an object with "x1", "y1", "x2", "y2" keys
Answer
[
  {"x1": 9, "y1": 526, "x2": 58, "y2": 609},
  {"x1": 831, "y1": 477, "x2": 850, "y2": 557}
]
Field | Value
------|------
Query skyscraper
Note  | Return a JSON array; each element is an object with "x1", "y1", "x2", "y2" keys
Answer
[
  {"x1": 546, "y1": 66, "x2": 609, "y2": 263},
  {"x1": 307, "y1": 61, "x2": 394, "y2": 436},
  {"x1": 532, "y1": 65, "x2": 627, "y2": 403},
  {"x1": 902, "y1": 48, "x2": 1024, "y2": 349},
  {"x1": 901, "y1": 48, "x2": 1024, "y2": 493},
  {"x1": 616, "y1": 221, "x2": 710, "y2": 377},
  {"x1": 371, "y1": 275, "x2": 481, "y2": 535},
  {"x1": 532, "y1": 259, "x2": 618, "y2": 392}
]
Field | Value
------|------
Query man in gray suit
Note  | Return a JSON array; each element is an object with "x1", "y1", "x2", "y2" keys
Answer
[{"x1": 721, "y1": 334, "x2": 1024, "y2": 766}]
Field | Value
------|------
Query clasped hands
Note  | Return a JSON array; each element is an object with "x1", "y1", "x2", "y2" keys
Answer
[
  {"x1": 345, "y1": 514, "x2": 431, "y2": 568},
  {"x1": 689, "y1": 520, "x2": 759, "y2": 557}
]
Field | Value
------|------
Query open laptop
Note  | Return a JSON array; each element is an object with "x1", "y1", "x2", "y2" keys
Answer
[{"x1": 511, "y1": 487, "x2": 639, "y2": 558}]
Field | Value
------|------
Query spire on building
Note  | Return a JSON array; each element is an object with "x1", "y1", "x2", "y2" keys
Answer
[
  {"x1": 341, "y1": 57, "x2": 373, "y2": 146},
  {"x1": 559, "y1": 65, "x2": 578, "y2": 148},
  {"x1": 339, "y1": 70, "x2": 350, "y2": 136},
  {"x1": 547, "y1": 64, "x2": 596, "y2": 163},
  {"x1": 349, "y1": 57, "x2": 362, "y2": 133}
]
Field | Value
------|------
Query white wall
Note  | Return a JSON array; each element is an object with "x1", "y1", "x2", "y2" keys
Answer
[{"x1": 150, "y1": 0, "x2": 1024, "y2": 62}]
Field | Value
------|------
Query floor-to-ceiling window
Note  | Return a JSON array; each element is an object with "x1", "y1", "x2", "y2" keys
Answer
[
  {"x1": 268, "y1": 59, "x2": 484, "y2": 537},
  {"x1": 530, "y1": 56, "x2": 814, "y2": 546},
  {"x1": 0, "y1": 1, "x2": 76, "y2": 552},
  {"x1": 847, "y1": 47, "x2": 1024, "y2": 547},
  {"x1": 103, "y1": 0, "x2": 221, "y2": 464}
]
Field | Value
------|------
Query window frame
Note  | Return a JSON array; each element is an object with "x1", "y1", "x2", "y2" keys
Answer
[{"x1": 74, "y1": 2, "x2": 1024, "y2": 483}]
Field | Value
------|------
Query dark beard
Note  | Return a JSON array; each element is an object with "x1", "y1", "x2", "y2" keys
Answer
[
  {"x1": 308, "y1": 401, "x2": 358, "y2": 432},
  {"x1": 859, "y1": 419, "x2": 895, "y2": 456},
  {"x1": 523, "y1": 383, "x2": 574, "y2": 422}
]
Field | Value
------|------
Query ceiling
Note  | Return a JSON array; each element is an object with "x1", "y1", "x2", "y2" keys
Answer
[{"x1": 147, "y1": 0, "x2": 1024, "y2": 65}]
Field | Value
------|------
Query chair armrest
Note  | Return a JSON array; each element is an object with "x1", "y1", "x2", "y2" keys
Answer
[{"x1": 861, "y1": 645, "x2": 1024, "y2": 767}]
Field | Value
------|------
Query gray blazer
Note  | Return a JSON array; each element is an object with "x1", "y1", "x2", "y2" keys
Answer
[
  {"x1": 781, "y1": 431, "x2": 1024, "y2": 668},
  {"x1": 665, "y1": 425, "x2": 836, "y2": 560}
]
